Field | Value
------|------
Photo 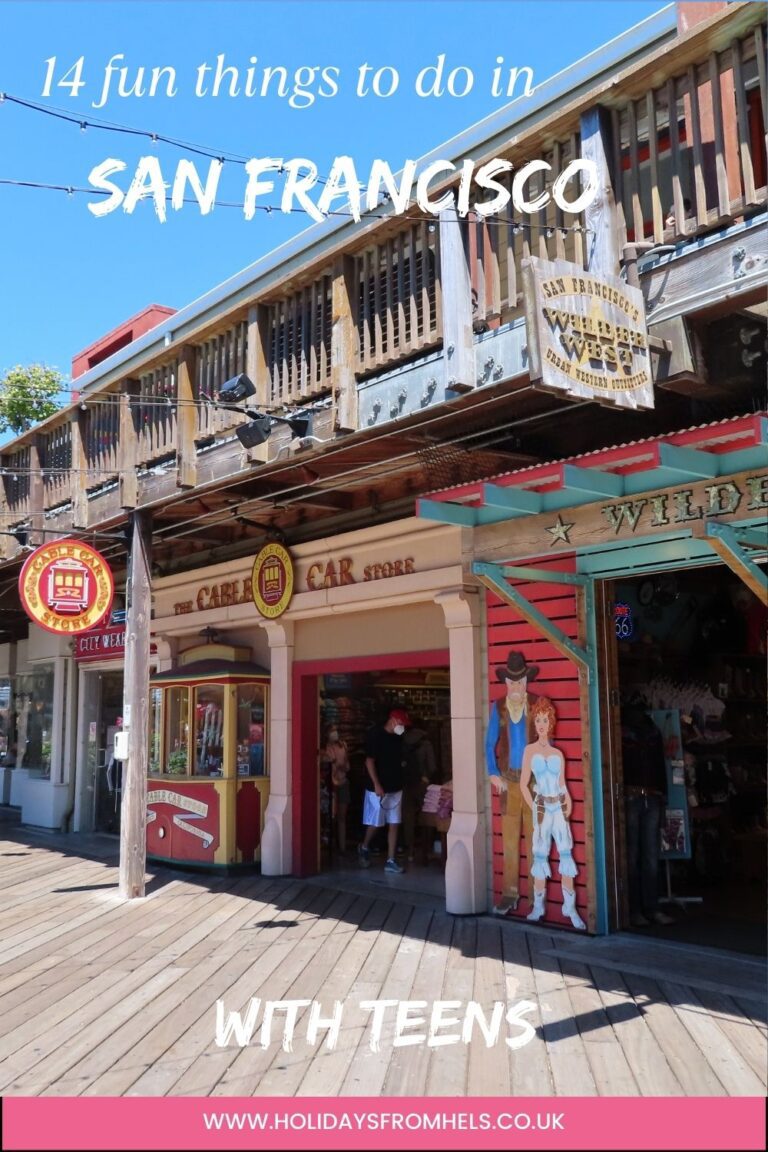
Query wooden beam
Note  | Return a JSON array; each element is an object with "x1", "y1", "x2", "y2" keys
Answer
[
  {"x1": 28, "y1": 435, "x2": 44, "y2": 548},
  {"x1": 70, "y1": 408, "x2": 89, "y2": 529},
  {"x1": 473, "y1": 561, "x2": 591, "y2": 671},
  {"x1": 701, "y1": 521, "x2": 768, "y2": 604},
  {"x1": 332, "y1": 255, "x2": 357, "y2": 433},
  {"x1": 119, "y1": 379, "x2": 140, "y2": 510},
  {"x1": 245, "y1": 303, "x2": 271, "y2": 465},
  {"x1": 119, "y1": 508, "x2": 152, "y2": 900},
  {"x1": 175, "y1": 344, "x2": 197, "y2": 490},
  {"x1": 439, "y1": 205, "x2": 474, "y2": 393},
  {"x1": 581, "y1": 106, "x2": 622, "y2": 275},
  {"x1": 0, "y1": 454, "x2": 9, "y2": 561}
]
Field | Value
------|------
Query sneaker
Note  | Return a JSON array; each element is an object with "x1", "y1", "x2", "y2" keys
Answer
[
  {"x1": 358, "y1": 845, "x2": 370, "y2": 868},
  {"x1": 384, "y1": 858, "x2": 404, "y2": 874},
  {"x1": 650, "y1": 910, "x2": 675, "y2": 926}
]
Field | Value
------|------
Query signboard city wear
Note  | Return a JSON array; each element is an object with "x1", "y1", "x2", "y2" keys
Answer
[
  {"x1": 18, "y1": 540, "x2": 114, "y2": 636},
  {"x1": 251, "y1": 542, "x2": 294, "y2": 619},
  {"x1": 522, "y1": 255, "x2": 653, "y2": 410}
]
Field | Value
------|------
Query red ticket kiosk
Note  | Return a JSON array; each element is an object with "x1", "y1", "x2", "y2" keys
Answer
[{"x1": 146, "y1": 643, "x2": 270, "y2": 869}]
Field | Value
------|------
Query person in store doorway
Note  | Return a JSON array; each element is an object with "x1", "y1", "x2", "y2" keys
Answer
[
  {"x1": 319, "y1": 724, "x2": 350, "y2": 855},
  {"x1": 520, "y1": 696, "x2": 585, "y2": 929},
  {"x1": 359, "y1": 708, "x2": 409, "y2": 874},
  {"x1": 485, "y1": 650, "x2": 538, "y2": 914},
  {"x1": 621, "y1": 701, "x2": 675, "y2": 927}
]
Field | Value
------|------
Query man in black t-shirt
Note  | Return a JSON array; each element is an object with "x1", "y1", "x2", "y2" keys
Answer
[{"x1": 358, "y1": 709, "x2": 409, "y2": 874}]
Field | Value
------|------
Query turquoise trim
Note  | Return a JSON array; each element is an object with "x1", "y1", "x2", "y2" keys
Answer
[
  {"x1": 417, "y1": 498, "x2": 476, "y2": 526},
  {"x1": 583, "y1": 578, "x2": 607, "y2": 935},
  {"x1": 498, "y1": 564, "x2": 589, "y2": 586},
  {"x1": 705, "y1": 522, "x2": 768, "y2": 598},
  {"x1": 473, "y1": 562, "x2": 589, "y2": 671},
  {"x1": 562, "y1": 464, "x2": 624, "y2": 499},
  {"x1": 482, "y1": 484, "x2": 543, "y2": 515}
]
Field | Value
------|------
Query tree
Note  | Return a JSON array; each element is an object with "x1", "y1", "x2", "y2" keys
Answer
[{"x1": 0, "y1": 365, "x2": 64, "y2": 436}]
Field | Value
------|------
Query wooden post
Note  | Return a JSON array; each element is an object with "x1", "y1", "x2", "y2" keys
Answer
[
  {"x1": 438, "y1": 205, "x2": 474, "y2": 394},
  {"x1": 176, "y1": 345, "x2": 197, "y2": 489},
  {"x1": 119, "y1": 379, "x2": 140, "y2": 510},
  {"x1": 70, "y1": 409, "x2": 88, "y2": 530},
  {"x1": 580, "y1": 106, "x2": 622, "y2": 278},
  {"x1": 0, "y1": 454, "x2": 8, "y2": 560},
  {"x1": 332, "y1": 255, "x2": 357, "y2": 432},
  {"x1": 244, "y1": 304, "x2": 271, "y2": 465},
  {"x1": 28, "y1": 434, "x2": 45, "y2": 548},
  {"x1": 119, "y1": 509, "x2": 152, "y2": 900}
]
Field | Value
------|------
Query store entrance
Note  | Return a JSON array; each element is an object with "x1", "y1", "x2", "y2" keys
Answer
[
  {"x1": 296, "y1": 656, "x2": 452, "y2": 896},
  {"x1": 79, "y1": 669, "x2": 124, "y2": 834},
  {"x1": 610, "y1": 564, "x2": 766, "y2": 956}
]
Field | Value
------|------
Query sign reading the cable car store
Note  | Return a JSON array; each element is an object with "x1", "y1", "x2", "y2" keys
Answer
[
  {"x1": 522, "y1": 255, "x2": 653, "y2": 410},
  {"x1": 18, "y1": 540, "x2": 115, "y2": 636},
  {"x1": 251, "y1": 542, "x2": 294, "y2": 619}
]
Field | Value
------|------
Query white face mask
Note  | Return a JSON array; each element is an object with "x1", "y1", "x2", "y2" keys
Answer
[
  {"x1": 328, "y1": 731, "x2": 339, "y2": 742},
  {"x1": 393, "y1": 724, "x2": 405, "y2": 736}
]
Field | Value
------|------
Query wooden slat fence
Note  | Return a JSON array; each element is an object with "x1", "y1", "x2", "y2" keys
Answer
[
  {"x1": 613, "y1": 25, "x2": 766, "y2": 245},
  {"x1": 195, "y1": 320, "x2": 249, "y2": 439},
  {"x1": 82, "y1": 391, "x2": 120, "y2": 488},
  {"x1": 266, "y1": 277, "x2": 332, "y2": 407},
  {"x1": 136, "y1": 362, "x2": 178, "y2": 468},
  {"x1": 40, "y1": 423, "x2": 73, "y2": 511},
  {"x1": 1, "y1": 447, "x2": 31, "y2": 519},
  {"x1": 356, "y1": 223, "x2": 440, "y2": 374}
]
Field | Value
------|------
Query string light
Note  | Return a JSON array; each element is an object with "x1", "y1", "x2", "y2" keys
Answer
[{"x1": 0, "y1": 92, "x2": 594, "y2": 234}]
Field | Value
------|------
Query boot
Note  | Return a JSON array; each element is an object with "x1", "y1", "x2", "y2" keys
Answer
[
  {"x1": 562, "y1": 886, "x2": 585, "y2": 930},
  {"x1": 526, "y1": 887, "x2": 546, "y2": 921}
]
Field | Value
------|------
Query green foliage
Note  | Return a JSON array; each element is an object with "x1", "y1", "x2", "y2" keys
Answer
[{"x1": 0, "y1": 364, "x2": 64, "y2": 435}]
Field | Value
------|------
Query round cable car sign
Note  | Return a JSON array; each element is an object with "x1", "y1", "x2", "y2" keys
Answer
[
  {"x1": 251, "y1": 542, "x2": 294, "y2": 619},
  {"x1": 18, "y1": 540, "x2": 114, "y2": 636}
]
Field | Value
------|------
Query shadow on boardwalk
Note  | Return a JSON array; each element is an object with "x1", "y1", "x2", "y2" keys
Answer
[{"x1": 0, "y1": 815, "x2": 765, "y2": 1099}]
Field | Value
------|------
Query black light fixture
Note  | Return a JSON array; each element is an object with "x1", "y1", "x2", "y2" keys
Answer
[
  {"x1": 219, "y1": 373, "x2": 256, "y2": 404},
  {"x1": 214, "y1": 374, "x2": 315, "y2": 450},
  {"x1": 235, "y1": 415, "x2": 274, "y2": 449}
]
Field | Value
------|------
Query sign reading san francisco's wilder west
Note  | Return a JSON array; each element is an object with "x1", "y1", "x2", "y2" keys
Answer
[{"x1": 522, "y1": 255, "x2": 653, "y2": 410}]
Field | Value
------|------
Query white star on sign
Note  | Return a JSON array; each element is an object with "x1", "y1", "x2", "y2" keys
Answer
[{"x1": 546, "y1": 515, "x2": 574, "y2": 546}]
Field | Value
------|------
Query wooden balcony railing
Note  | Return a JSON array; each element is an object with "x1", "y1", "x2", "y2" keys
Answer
[
  {"x1": 613, "y1": 24, "x2": 766, "y2": 246},
  {"x1": 0, "y1": 8, "x2": 763, "y2": 559},
  {"x1": 355, "y1": 222, "x2": 441, "y2": 375}
]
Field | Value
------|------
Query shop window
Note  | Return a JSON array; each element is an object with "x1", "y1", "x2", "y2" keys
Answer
[
  {"x1": 193, "y1": 685, "x2": 224, "y2": 777},
  {"x1": 164, "y1": 686, "x2": 189, "y2": 776},
  {"x1": 235, "y1": 683, "x2": 268, "y2": 777},
  {"x1": 148, "y1": 687, "x2": 163, "y2": 776},
  {"x1": 12, "y1": 665, "x2": 55, "y2": 775}
]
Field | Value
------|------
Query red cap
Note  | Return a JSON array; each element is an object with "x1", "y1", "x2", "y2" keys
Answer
[{"x1": 388, "y1": 708, "x2": 411, "y2": 728}]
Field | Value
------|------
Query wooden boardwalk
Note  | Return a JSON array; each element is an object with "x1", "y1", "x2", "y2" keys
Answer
[{"x1": 0, "y1": 820, "x2": 765, "y2": 1099}]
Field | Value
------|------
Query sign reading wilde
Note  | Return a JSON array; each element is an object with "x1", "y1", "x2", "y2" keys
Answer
[
  {"x1": 251, "y1": 543, "x2": 294, "y2": 619},
  {"x1": 18, "y1": 540, "x2": 114, "y2": 636},
  {"x1": 523, "y1": 255, "x2": 653, "y2": 410}
]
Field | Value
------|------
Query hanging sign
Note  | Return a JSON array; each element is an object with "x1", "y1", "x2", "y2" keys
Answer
[
  {"x1": 18, "y1": 540, "x2": 114, "y2": 636},
  {"x1": 251, "y1": 542, "x2": 294, "y2": 619},
  {"x1": 522, "y1": 255, "x2": 653, "y2": 410}
]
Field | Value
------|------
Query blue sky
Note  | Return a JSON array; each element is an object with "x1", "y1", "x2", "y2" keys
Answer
[{"x1": 1, "y1": 0, "x2": 668, "y2": 387}]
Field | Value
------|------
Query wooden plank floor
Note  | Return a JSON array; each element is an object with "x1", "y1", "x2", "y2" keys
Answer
[{"x1": 0, "y1": 822, "x2": 765, "y2": 1098}]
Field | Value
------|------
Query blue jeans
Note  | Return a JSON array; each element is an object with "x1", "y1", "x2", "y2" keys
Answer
[{"x1": 625, "y1": 794, "x2": 663, "y2": 916}]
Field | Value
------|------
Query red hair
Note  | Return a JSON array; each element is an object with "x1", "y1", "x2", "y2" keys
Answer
[{"x1": 531, "y1": 696, "x2": 557, "y2": 736}]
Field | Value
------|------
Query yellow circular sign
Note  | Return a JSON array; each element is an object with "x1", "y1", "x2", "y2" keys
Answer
[
  {"x1": 251, "y1": 543, "x2": 294, "y2": 619},
  {"x1": 18, "y1": 540, "x2": 115, "y2": 636}
]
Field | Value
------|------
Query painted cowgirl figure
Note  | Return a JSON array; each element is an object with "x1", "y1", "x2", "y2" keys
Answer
[{"x1": 520, "y1": 696, "x2": 585, "y2": 930}]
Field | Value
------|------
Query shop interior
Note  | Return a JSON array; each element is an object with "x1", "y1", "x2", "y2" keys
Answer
[
  {"x1": 316, "y1": 666, "x2": 452, "y2": 895},
  {"x1": 614, "y1": 565, "x2": 767, "y2": 956}
]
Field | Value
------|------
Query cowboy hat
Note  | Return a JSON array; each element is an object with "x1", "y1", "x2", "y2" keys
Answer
[{"x1": 495, "y1": 650, "x2": 539, "y2": 683}]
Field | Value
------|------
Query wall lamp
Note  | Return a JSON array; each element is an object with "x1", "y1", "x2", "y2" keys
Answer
[{"x1": 212, "y1": 374, "x2": 313, "y2": 449}]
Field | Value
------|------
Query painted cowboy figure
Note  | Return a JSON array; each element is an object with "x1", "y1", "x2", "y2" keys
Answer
[{"x1": 485, "y1": 650, "x2": 538, "y2": 914}]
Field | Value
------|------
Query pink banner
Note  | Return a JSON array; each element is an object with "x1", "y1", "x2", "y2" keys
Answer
[{"x1": 3, "y1": 1097, "x2": 765, "y2": 1150}]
